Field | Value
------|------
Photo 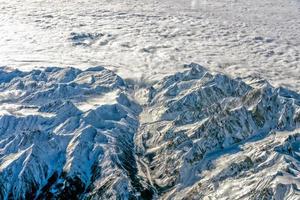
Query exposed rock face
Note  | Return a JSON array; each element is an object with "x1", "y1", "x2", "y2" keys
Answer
[{"x1": 0, "y1": 64, "x2": 300, "y2": 199}]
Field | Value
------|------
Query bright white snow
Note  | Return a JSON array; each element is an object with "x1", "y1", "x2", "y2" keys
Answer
[
  {"x1": 0, "y1": 0, "x2": 300, "y2": 199},
  {"x1": 0, "y1": 0, "x2": 299, "y2": 91}
]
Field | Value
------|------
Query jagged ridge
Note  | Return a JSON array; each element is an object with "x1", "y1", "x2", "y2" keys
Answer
[
  {"x1": 0, "y1": 64, "x2": 300, "y2": 199},
  {"x1": 0, "y1": 66, "x2": 145, "y2": 199},
  {"x1": 135, "y1": 63, "x2": 300, "y2": 199}
]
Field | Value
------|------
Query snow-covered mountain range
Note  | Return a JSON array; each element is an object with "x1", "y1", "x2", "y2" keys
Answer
[
  {"x1": 0, "y1": 66, "x2": 143, "y2": 199},
  {"x1": 136, "y1": 63, "x2": 300, "y2": 199},
  {"x1": 0, "y1": 63, "x2": 299, "y2": 199}
]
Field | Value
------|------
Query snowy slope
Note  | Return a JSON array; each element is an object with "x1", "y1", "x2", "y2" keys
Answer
[
  {"x1": 0, "y1": 0, "x2": 299, "y2": 199},
  {"x1": 0, "y1": 64, "x2": 300, "y2": 199},
  {"x1": 135, "y1": 63, "x2": 300, "y2": 199},
  {"x1": 0, "y1": 66, "x2": 145, "y2": 199}
]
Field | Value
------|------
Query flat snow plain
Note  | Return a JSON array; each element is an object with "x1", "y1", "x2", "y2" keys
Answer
[{"x1": 0, "y1": 0, "x2": 299, "y2": 90}]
